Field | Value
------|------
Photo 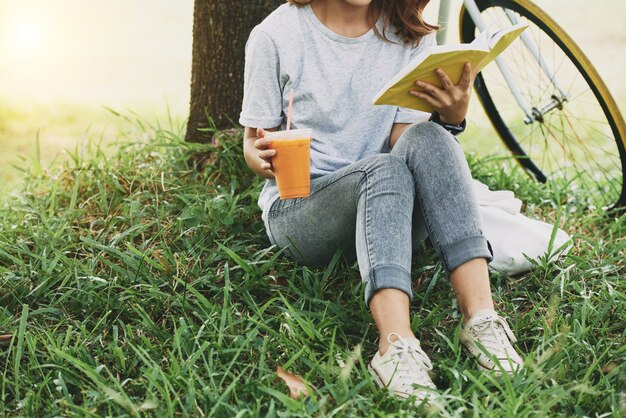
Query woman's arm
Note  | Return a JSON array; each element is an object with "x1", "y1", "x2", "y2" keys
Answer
[{"x1": 243, "y1": 126, "x2": 279, "y2": 179}]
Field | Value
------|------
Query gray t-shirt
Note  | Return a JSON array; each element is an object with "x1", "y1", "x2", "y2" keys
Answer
[{"x1": 239, "y1": 3, "x2": 434, "y2": 224}]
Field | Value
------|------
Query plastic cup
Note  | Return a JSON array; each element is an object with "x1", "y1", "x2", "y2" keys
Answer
[{"x1": 266, "y1": 129, "x2": 312, "y2": 199}]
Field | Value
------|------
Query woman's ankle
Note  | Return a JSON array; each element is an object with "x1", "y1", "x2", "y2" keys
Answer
[
  {"x1": 462, "y1": 302, "x2": 496, "y2": 324},
  {"x1": 378, "y1": 330, "x2": 416, "y2": 355},
  {"x1": 450, "y1": 258, "x2": 495, "y2": 324},
  {"x1": 369, "y1": 288, "x2": 414, "y2": 355}
]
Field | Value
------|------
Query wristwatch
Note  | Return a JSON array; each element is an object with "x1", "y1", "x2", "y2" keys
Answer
[{"x1": 429, "y1": 112, "x2": 466, "y2": 136}]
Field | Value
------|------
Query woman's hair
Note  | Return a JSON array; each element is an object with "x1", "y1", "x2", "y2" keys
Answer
[{"x1": 286, "y1": 0, "x2": 438, "y2": 46}]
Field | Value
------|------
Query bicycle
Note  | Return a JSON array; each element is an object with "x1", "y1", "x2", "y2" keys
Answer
[{"x1": 433, "y1": 0, "x2": 626, "y2": 212}]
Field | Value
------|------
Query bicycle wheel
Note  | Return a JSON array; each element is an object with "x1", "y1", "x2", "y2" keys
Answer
[{"x1": 460, "y1": 0, "x2": 626, "y2": 211}]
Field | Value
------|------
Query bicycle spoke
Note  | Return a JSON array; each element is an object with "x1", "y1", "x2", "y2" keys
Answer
[
  {"x1": 463, "y1": 1, "x2": 625, "y2": 208},
  {"x1": 542, "y1": 115, "x2": 620, "y2": 195}
]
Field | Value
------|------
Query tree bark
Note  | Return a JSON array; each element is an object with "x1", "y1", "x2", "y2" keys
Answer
[{"x1": 186, "y1": 0, "x2": 284, "y2": 143}]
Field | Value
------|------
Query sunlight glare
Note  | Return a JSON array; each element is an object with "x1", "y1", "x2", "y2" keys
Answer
[
  {"x1": 16, "y1": 23, "x2": 38, "y2": 46},
  {"x1": 11, "y1": 20, "x2": 43, "y2": 53}
]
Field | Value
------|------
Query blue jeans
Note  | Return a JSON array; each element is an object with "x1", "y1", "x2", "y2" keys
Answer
[{"x1": 266, "y1": 122, "x2": 493, "y2": 305}]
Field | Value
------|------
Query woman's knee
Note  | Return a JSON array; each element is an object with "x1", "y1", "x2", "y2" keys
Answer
[
  {"x1": 358, "y1": 154, "x2": 414, "y2": 194},
  {"x1": 392, "y1": 122, "x2": 467, "y2": 171},
  {"x1": 396, "y1": 122, "x2": 460, "y2": 154},
  {"x1": 411, "y1": 121, "x2": 458, "y2": 140}
]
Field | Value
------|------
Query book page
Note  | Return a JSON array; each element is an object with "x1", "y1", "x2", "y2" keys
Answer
[
  {"x1": 479, "y1": 23, "x2": 529, "y2": 70},
  {"x1": 488, "y1": 22, "x2": 528, "y2": 49},
  {"x1": 470, "y1": 27, "x2": 491, "y2": 50}
]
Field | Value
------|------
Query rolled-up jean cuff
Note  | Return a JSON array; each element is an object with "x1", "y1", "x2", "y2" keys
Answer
[
  {"x1": 441, "y1": 235, "x2": 493, "y2": 275},
  {"x1": 364, "y1": 265, "x2": 413, "y2": 306}
]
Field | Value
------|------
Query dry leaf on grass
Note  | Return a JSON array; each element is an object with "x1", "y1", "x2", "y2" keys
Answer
[
  {"x1": 276, "y1": 367, "x2": 311, "y2": 399},
  {"x1": 0, "y1": 335, "x2": 12, "y2": 346},
  {"x1": 271, "y1": 276, "x2": 289, "y2": 287}
]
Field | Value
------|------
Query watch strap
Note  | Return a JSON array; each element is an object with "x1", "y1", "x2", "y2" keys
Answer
[{"x1": 428, "y1": 112, "x2": 466, "y2": 136}]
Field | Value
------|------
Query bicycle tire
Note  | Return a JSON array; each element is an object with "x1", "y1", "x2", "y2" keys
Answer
[{"x1": 459, "y1": 0, "x2": 626, "y2": 212}]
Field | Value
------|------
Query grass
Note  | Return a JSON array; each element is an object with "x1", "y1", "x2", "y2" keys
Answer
[
  {"x1": 0, "y1": 101, "x2": 183, "y2": 194},
  {"x1": 0, "y1": 112, "x2": 625, "y2": 417}
]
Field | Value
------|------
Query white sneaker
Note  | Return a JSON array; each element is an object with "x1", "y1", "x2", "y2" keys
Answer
[
  {"x1": 368, "y1": 333, "x2": 437, "y2": 404},
  {"x1": 459, "y1": 309, "x2": 524, "y2": 374}
]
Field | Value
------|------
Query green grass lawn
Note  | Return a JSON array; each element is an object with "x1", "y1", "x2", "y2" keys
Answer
[
  {"x1": 0, "y1": 114, "x2": 624, "y2": 416},
  {"x1": 0, "y1": 101, "x2": 184, "y2": 195}
]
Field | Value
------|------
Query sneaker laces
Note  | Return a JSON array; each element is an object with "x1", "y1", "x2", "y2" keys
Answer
[
  {"x1": 469, "y1": 316, "x2": 517, "y2": 359},
  {"x1": 386, "y1": 333, "x2": 435, "y2": 391}
]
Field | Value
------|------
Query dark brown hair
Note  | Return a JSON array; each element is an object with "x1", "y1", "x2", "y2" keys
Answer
[{"x1": 286, "y1": 0, "x2": 438, "y2": 46}]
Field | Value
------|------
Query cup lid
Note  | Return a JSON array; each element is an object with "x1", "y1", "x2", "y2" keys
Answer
[{"x1": 265, "y1": 129, "x2": 313, "y2": 140}]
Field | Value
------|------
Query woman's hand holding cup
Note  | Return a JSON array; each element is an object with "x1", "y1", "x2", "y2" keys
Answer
[
  {"x1": 264, "y1": 128, "x2": 313, "y2": 200},
  {"x1": 255, "y1": 128, "x2": 277, "y2": 171}
]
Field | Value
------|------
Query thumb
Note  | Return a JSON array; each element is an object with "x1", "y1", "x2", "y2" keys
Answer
[{"x1": 257, "y1": 127, "x2": 265, "y2": 138}]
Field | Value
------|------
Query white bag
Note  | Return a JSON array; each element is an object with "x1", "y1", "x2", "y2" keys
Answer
[{"x1": 473, "y1": 179, "x2": 572, "y2": 275}]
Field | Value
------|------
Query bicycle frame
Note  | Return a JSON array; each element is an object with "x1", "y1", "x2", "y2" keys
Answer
[{"x1": 435, "y1": 0, "x2": 567, "y2": 124}]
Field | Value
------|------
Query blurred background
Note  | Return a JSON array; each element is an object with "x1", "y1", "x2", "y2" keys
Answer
[
  {"x1": 0, "y1": 0, "x2": 624, "y2": 193},
  {"x1": 0, "y1": 0, "x2": 194, "y2": 191}
]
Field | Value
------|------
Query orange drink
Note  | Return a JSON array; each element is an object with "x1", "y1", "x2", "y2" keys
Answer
[{"x1": 266, "y1": 129, "x2": 312, "y2": 199}]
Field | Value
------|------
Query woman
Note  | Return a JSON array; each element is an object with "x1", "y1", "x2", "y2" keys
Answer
[{"x1": 239, "y1": 0, "x2": 524, "y2": 403}]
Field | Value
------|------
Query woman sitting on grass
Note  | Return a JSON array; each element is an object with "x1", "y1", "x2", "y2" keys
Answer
[{"x1": 239, "y1": 0, "x2": 524, "y2": 404}]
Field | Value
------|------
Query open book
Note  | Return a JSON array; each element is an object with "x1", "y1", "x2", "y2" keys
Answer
[{"x1": 372, "y1": 23, "x2": 528, "y2": 113}]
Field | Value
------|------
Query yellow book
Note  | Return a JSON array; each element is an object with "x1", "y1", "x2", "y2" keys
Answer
[{"x1": 372, "y1": 23, "x2": 528, "y2": 113}]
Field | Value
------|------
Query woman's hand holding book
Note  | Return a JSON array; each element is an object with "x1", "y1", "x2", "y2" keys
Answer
[{"x1": 409, "y1": 63, "x2": 476, "y2": 126}]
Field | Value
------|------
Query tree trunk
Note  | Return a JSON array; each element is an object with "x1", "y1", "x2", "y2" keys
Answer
[{"x1": 186, "y1": 0, "x2": 284, "y2": 143}]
